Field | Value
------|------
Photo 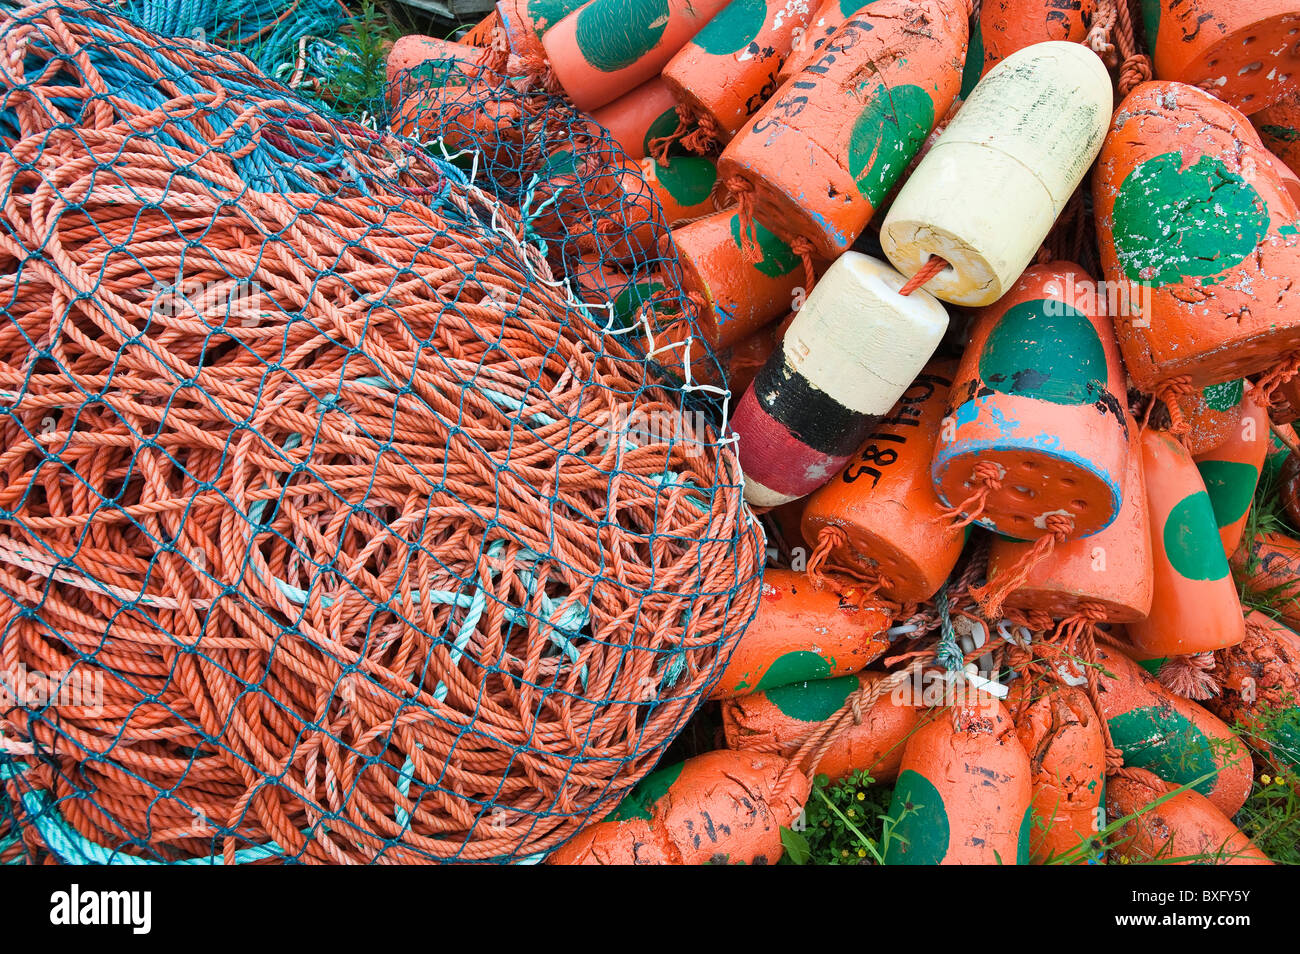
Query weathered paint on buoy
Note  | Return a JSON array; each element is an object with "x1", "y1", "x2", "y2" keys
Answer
[
  {"x1": 666, "y1": 208, "x2": 805, "y2": 350},
  {"x1": 1141, "y1": 0, "x2": 1300, "y2": 116},
  {"x1": 386, "y1": 34, "x2": 485, "y2": 103},
  {"x1": 543, "y1": 0, "x2": 733, "y2": 111},
  {"x1": 884, "y1": 696, "x2": 1033, "y2": 865},
  {"x1": 777, "y1": 0, "x2": 887, "y2": 82},
  {"x1": 1231, "y1": 531, "x2": 1300, "y2": 634},
  {"x1": 987, "y1": 417, "x2": 1153, "y2": 621},
  {"x1": 1106, "y1": 774, "x2": 1272, "y2": 865},
  {"x1": 1010, "y1": 683, "x2": 1105, "y2": 864},
  {"x1": 591, "y1": 77, "x2": 682, "y2": 160},
  {"x1": 1193, "y1": 385, "x2": 1269, "y2": 557},
  {"x1": 732, "y1": 252, "x2": 949, "y2": 508},
  {"x1": 1254, "y1": 91, "x2": 1300, "y2": 180},
  {"x1": 1093, "y1": 643, "x2": 1253, "y2": 817},
  {"x1": 931, "y1": 263, "x2": 1129, "y2": 540},
  {"x1": 979, "y1": 0, "x2": 1092, "y2": 75},
  {"x1": 1209, "y1": 612, "x2": 1300, "y2": 774},
  {"x1": 548, "y1": 750, "x2": 809, "y2": 864},
  {"x1": 882, "y1": 42, "x2": 1111, "y2": 306},
  {"x1": 708, "y1": 569, "x2": 890, "y2": 699},
  {"x1": 1176, "y1": 379, "x2": 1246, "y2": 457},
  {"x1": 722, "y1": 671, "x2": 923, "y2": 782},
  {"x1": 459, "y1": 10, "x2": 503, "y2": 45},
  {"x1": 1125, "y1": 430, "x2": 1247, "y2": 658},
  {"x1": 662, "y1": 0, "x2": 820, "y2": 144},
  {"x1": 801, "y1": 361, "x2": 965, "y2": 603},
  {"x1": 718, "y1": 0, "x2": 968, "y2": 259},
  {"x1": 1094, "y1": 81, "x2": 1300, "y2": 394},
  {"x1": 497, "y1": 0, "x2": 591, "y2": 67}
]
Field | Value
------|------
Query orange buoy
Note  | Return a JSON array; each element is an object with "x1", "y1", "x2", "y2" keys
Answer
[
  {"x1": 548, "y1": 750, "x2": 809, "y2": 864},
  {"x1": 709, "y1": 569, "x2": 890, "y2": 699},
  {"x1": 589, "y1": 153, "x2": 719, "y2": 263},
  {"x1": 986, "y1": 416, "x2": 1153, "y2": 622},
  {"x1": 1093, "y1": 643, "x2": 1254, "y2": 817},
  {"x1": 801, "y1": 362, "x2": 966, "y2": 603},
  {"x1": 1231, "y1": 531, "x2": 1300, "y2": 632},
  {"x1": 718, "y1": 0, "x2": 968, "y2": 260},
  {"x1": 1176, "y1": 379, "x2": 1247, "y2": 457},
  {"x1": 1124, "y1": 430, "x2": 1246, "y2": 659},
  {"x1": 459, "y1": 10, "x2": 502, "y2": 46},
  {"x1": 389, "y1": 83, "x2": 520, "y2": 157},
  {"x1": 979, "y1": 0, "x2": 1093, "y2": 75},
  {"x1": 1010, "y1": 683, "x2": 1105, "y2": 864},
  {"x1": 661, "y1": 0, "x2": 820, "y2": 146},
  {"x1": 1209, "y1": 612, "x2": 1300, "y2": 775},
  {"x1": 1140, "y1": 0, "x2": 1300, "y2": 115},
  {"x1": 722, "y1": 671, "x2": 924, "y2": 783},
  {"x1": 495, "y1": 0, "x2": 590, "y2": 68},
  {"x1": 1193, "y1": 385, "x2": 1270, "y2": 557},
  {"x1": 542, "y1": 0, "x2": 733, "y2": 112},
  {"x1": 1254, "y1": 91, "x2": 1300, "y2": 179},
  {"x1": 776, "y1": 0, "x2": 867, "y2": 84},
  {"x1": 590, "y1": 78, "x2": 681, "y2": 160},
  {"x1": 1094, "y1": 81, "x2": 1300, "y2": 395},
  {"x1": 640, "y1": 155, "x2": 719, "y2": 227},
  {"x1": 884, "y1": 695, "x2": 1033, "y2": 865},
  {"x1": 385, "y1": 35, "x2": 486, "y2": 102},
  {"x1": 667, "y1": 208, "x2": 806, "y2": 349},
  {"x1": 1106, "y1": 772, "x2": 1272, "y2": 864},
  {"x1": 930, "y1": 263, "x2": 1130, "y2": 542}
]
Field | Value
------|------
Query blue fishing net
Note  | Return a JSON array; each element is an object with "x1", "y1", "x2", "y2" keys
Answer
[{"x1": 0, "y1": 0, "x2": 762, "y2": 863}]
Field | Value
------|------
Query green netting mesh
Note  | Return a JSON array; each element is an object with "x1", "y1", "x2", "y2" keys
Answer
[{"x1": 0, "y1": 0, "x2": 763, "y2": 863}]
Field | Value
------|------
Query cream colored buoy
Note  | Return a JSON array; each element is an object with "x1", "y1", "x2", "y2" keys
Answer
[
  {"x1": 731, "y1": 252, "x2": 949, "y2": 508},
  {"x1": 880, "y1": 41, "x2": 1111, "y2": 307}
]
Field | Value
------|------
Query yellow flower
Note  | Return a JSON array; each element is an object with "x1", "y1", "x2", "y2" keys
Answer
[
  {"x1": 856, "y1": 792, "x2": 865, "y2": 801},
  {"x1": 857, "y1": 848, "x2": 867, "y2": 858},
  {"x1": 1275, "y1": 776, "x2": 1287, "y2": 786},
  {"x1": 1262, "y1": 774, "x2": 1272, "y2": 784}
]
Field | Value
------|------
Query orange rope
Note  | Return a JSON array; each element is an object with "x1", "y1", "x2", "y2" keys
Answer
[
  {"x1": 898, "y1": 255, "x2": 947, "y2": 296},
  {"x1": 0, "y1": 6, "x2": 760, "y2": 864},
  {"x1": 969, "y1": 513, "x2": 1075, "y2": 618},
  {"x1": 726, "y1": 175, "x2": 762, "y2": 264},
  {"x1": 935, "y1": 458, "x2": 1004, "y2": 529}
]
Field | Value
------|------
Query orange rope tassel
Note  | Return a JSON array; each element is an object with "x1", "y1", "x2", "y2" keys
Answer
[
  {"x1": 935, "y1": 458, "x2": 1003, "y2": 529},
  {"x1": 970, "y1": 513, "x2": 1075, "y2": 619}
]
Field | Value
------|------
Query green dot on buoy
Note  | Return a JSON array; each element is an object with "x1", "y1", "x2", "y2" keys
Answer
[
  {"x1": 728, "y1": 213, "x2": 799, "y2": 278},
  {"x1": 884, "y1": 769, "x2": 950, "y2": 864},
  {"x1": 1201, "y1": 379, "x2": 1244, "y2": 413},
  {"x1": 1107, "y1": 705, "x2": 1220, "y2": 797},
  {"x1": 1112, "y1": 152, "x2": 1269, "y2": 288},
  {"x1": 1162, "y1": 490, "x2": 1231, "y2": 581},
  {"x1": 754, "y1": 650, "x2": 833, "y2": 691},
  {"x1": 575, "y1": 0, "x2": 671, "y2": 73},
  {"x1": 978, "y1": 299, "x2": 1108, "y2": 405},
  {"x1": 847, "y1": 84, "x2": 934, "y2": 209},
  {"x1": 1196, "y1": 459, "x2": 1258, "y2": 528},
  {"x1": 528, "y1": 0, "x2": 588, "y2": 35},
  {"x1": 608, "y1": 759, "x2": 685, "y2": 821},
  {"x1": 692, "y1": 0, "x2": 766, "y2": 55},
  {"x1": 767, "y1": 674, "x2": 859, "y2": 722},
  {"x1": 656, "y1": 156, "x2": 717, "y2": 207}
]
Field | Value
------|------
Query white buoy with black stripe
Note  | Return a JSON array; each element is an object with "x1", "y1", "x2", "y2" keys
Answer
[{"x1": 731, "y1": 252, "x2": 950, "y2": 508}]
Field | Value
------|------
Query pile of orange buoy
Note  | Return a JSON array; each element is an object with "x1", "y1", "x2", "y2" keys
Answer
[{"x1": 373, "y1": 0, "x2": 1300, "y2": 866}]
